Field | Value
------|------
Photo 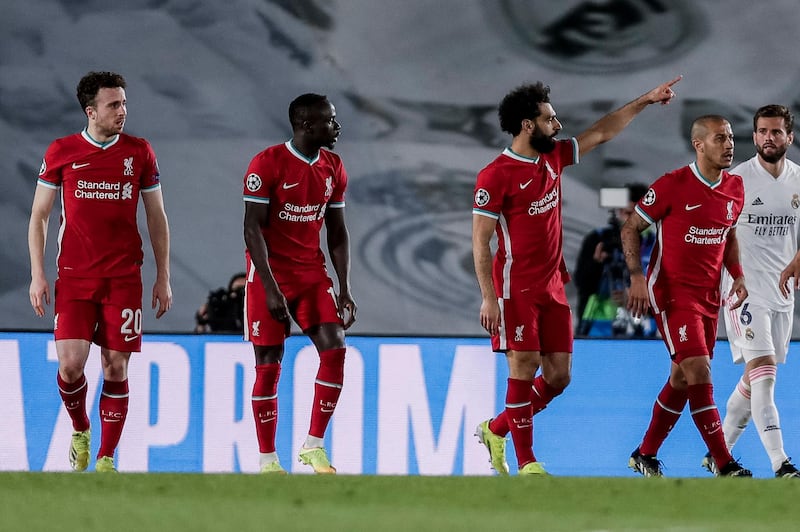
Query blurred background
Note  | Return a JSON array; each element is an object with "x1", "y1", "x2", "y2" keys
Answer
[{"x1": 3, "y1": 0, "x2": 800, "y2": 336}]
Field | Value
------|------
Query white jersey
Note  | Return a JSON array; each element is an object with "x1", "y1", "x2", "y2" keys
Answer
[{"x1": 723, "y1": 156, "x2": 800, "y2": 310}]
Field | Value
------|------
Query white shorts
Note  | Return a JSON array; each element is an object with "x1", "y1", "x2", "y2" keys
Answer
[{"x1": 723, "y1": 299, "x2": 791, "y2": 364}]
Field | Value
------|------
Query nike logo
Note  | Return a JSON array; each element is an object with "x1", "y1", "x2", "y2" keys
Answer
[
  {"x1": 103, "y1": 419, "x2": 121, "y2": 423},
  {"x1": 72, "y1": 162, "x2": 91, "y2": 169},
  {"x1": 515, "y1": 424, "x2": 532, "y2": 429},
  {"x1": 520, "y1": 179, "x2": 533, "y2": 189},
  {"x1": 685, "y1": 204, "x2": 702, "y2": 211},
  {"x1": 321, "y1": 407, "x2": 335, "y2": 413},
  {"x1": 124, "y1": 335, "x2": 139, "y2": 342},
  {"x1": 260, "y1": 417, "x2": 276, "y2": 424},
  {"x1": 282, "y1": 182, "x2": 300, "y2": 189}
]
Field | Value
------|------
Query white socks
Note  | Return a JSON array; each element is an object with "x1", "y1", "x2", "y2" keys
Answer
[
  {"x1": 722, "y1": 377, "x2": 751, "y2": 450},
  {"x1": 259, "y1": 452, "x2": 279, "y2": 467},
  {"x1": 304, "y1": 435, "x2": 324, "y2": 449},
  {"x1": 749, "y1": 365, "x2": 788, "y2": 471}
]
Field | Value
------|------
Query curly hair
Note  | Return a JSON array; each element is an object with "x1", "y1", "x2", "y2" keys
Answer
[
  {"x1": 498, "y1": 82, "x2": 551, "y2": 136},
  {"x1": 76, "y1": 71, "x2": 126, "y2": 114}
]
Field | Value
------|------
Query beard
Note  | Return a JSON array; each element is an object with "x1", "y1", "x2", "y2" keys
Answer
[
  {"x1": 529, "y1": 129, "x2": 556, "y2": 153},
  {"x1": 757, "y1": 143, "x2": 787, "y2": 164}
]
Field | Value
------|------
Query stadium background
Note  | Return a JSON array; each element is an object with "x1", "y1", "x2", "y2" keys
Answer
[
  {"x1": 3, "y1": 0, "x2": 800, "y2": 335},
  {"x1": 2, "y1": 0, "x2": 800, "y2": 476}
]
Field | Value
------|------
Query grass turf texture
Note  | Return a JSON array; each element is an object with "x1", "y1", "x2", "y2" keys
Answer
[{"x1": 1, "y1": 473, "x2": 797, "y2": 531}]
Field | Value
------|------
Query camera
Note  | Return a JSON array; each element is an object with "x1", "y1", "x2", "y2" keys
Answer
[
  {"x1": 198, "y1": 285, "x2": 245, "y2": 333},
  {"x1": 597, "y1": 188, "x2": 629, "y2": 321}
]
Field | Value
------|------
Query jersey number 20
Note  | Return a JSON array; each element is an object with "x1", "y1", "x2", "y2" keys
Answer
[{"x1": 121, "y1": 308, "x2": 143, "y2": 335}]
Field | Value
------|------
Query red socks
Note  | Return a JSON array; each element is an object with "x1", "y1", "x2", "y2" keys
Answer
[
  {"x1": 252, "y1": 363, "x2": 281, "y2": 453},
  {"x1": 639, "y1": 380, "x2": 687, "y2": 456},
  {"x1": 59, "y1": 374, "x2": 131, "y2": 460},
  {"x1": 688, "y1": 383, "x2": 733, "y2": 467},
  {"x1": 530, "y1": 375, "x2": 563, "y2": 414},
  {"x1": 98, "y1": 379, "x2": 129, "y2": 459},
  {"x1": 308, "y1": 348, "x2": 346, "y2": 438},
  {"x1": 57, "y1": 373, "x2": 90, "y2": 432},
  {"x1": 253, "y1": 348, "x2": 346, "y2": 452},
  {"x1": 489, "y1": 375, "x2": 563, "y2": 437},
  {"x1": 505, "y1": 378, "x2": 535, "y2": 467}
]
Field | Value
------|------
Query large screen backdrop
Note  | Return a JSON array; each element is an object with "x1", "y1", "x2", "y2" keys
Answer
[{"x1": 2, "y1": 333, "x2": 798, "y2": 478}]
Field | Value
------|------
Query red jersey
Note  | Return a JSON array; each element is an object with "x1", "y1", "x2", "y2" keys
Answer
[
  {"x1": 243, "y1": 141, "x2": 347, "y2": 273},
  {"x1": 37, "y1": 130, "x2": 161, "y2": 278},
  {"x1": 636, "y1": 163, "x2": 744, "y2": 316},
  {"x1": 473, "y1": 139, "x2": 578, "y2": 297}
]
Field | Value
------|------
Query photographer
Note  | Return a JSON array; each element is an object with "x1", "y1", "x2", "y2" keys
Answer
[
  {"x1": 574, "y1": 184, "x2": 655, "y2": 337},
  {"x1": 195, "y1": 272, "x2": 247, "y2": 334}
]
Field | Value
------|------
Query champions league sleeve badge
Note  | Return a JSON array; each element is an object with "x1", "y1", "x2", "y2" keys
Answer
[{"x1": 246, "y1": 173, "x2": 262, "y2": 192}]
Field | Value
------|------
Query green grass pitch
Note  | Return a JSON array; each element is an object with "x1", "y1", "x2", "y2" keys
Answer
[{"x1": 1, "y1": 473, "x2": 797, "y2": 531}]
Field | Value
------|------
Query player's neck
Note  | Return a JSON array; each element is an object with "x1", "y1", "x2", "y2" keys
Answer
[
  {"x1": 510, "y1": 137, "x2": 539, "y2": 159},
  {"x1": 290, "y1": 138, "x2": 321, "y2": 160},
  {"x1": 757, "y1": 155, "x2": 785, "y2": 179},
  {"x1": 695, "y1": 160, "x2": 723, "y2": 183},
  {"x1": 85, "y1": 124, "x2": 118, "y2": 145}
]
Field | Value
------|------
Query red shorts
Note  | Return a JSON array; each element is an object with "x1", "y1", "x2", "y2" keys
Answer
[
  {"x1": 54, "y1": 274, "x2": 143, "y2": 352},
  {"x1": 654, "y1": 308, "x2": 717, "y2": 363},
  {"x1": 491, "y1": 285, "x2": 573, "y2": 353},
  {"x1": 244, "y1": 267, "x2": 342, "y2": 346}
]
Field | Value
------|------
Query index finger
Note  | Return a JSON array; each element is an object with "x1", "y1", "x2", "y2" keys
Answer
[{"x1": 665, "y1": 75, "x2": 683, "y2": 87}]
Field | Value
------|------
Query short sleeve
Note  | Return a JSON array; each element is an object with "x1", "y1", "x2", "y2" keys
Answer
[
  {"x1": 329, "y1": 158, "x2": 347, "y2": 207},
  {"x1": 140, "y1": 140, "x2": 161, "y2": 191},
  {"x1": 473, "y1": 165, "x2": 504, "y2": 219},
  {"x1": 243, "y1": 153, "x2": 272, "y2": 205},
  {"x1": 37, "y1": 142, "x2": 62, "y2": 189},
  {"x1": 635, "y1": 173, "x2": 672, "y2": 225}
]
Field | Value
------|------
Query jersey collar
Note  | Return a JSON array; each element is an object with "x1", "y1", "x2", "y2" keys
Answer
[
  {"x1": 81, "y1": 128, "x2": 120, "y2": 150},
  {"x1": 689, "y1": 161, "x2": 722, "y2": 189},
  {"x1": 502, "y1": 147, "x2": 540, "y2": 164},
  {"x1": 285, "y1": 140, "x2": 320, "y2": 165}
]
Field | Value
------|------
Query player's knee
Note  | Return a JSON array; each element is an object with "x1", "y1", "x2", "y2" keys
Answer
[
  {"x1": 58, "y1": 367, "x2": 85, "y2": 383},
  {"x1": 255, "y1": 345, "x2": 284, "y2": 365},
  {"x1": 310, "y1": 323, "x2": 346, "y2": 352}
]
